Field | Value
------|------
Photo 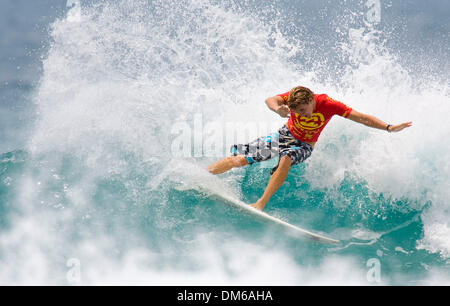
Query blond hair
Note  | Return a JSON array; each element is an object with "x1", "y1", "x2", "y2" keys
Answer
[{"x1": 287, "y1": 86, "x2": 314, "y2": 108}]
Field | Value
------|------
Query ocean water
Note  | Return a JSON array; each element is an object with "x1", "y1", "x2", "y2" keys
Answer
[{"x1": 0, "y1": 0, "x2": 449, "y2": 285}]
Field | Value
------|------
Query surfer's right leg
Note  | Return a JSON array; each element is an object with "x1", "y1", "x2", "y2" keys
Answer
[
  {"x1": 206, "y1": 155, "x2": 248, "y2": 175},
  {"x1": 207, "y1": 132, "x2": 279, "y2": 175}
]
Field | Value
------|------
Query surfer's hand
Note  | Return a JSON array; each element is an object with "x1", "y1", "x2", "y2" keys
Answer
[
  {"x1": 276, "y1": 105, "x2": 290, "y2": 118},
  {"x1": 389, "y1": 122, "x2": 412, "y2": 132}
]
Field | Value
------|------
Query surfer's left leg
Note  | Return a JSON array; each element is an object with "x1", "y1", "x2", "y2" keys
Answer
[
  {"x1": 251, "y1": 136, "x2": 314, "y2": 211},
  {"x1": 250, "y1": 155, "x2": 292, "y2": 211}
]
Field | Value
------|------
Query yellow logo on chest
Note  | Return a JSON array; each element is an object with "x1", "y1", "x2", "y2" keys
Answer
[{"x1": 294, "y1": 113, "x2": 325, "y2": 130}]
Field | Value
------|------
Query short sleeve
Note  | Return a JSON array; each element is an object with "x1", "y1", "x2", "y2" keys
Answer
[
  {"x1": 325, "y1": 95, "x2": 352, "y2": 118},
  {"x1": 276, "y1": 92, "x2": 290, "y2": 104}
]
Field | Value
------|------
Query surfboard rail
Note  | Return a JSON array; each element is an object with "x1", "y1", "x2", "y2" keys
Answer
[
  {"x1": 167, "y1": 161, "x2": 339, "y2": 244},
  {"x1": 207, "y1": 188, "x2": 339, "y2": 244}
]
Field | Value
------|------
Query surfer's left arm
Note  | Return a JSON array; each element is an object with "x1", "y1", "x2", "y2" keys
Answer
[{"x1": 346, "y1": 110, "x2": 412, "y2": 133}]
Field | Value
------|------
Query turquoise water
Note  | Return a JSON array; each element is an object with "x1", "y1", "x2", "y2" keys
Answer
[{"x1": 1, "y1": 0, "x2": 449, "y2": 285}]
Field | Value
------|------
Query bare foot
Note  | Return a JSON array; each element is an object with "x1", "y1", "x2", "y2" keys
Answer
[{"x1": 250, "y1": 201, "x2": 265, "y2": 211}]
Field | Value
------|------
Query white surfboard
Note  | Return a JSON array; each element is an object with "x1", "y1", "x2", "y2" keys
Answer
[
  {"x1": 156, "y1": 161, "x2": 339, "y2": 244},
  {"x1": 199, "y1": 185, "x2": 339, "y2": 244}
]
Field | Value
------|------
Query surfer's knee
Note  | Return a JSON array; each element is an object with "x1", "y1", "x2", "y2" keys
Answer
[
  {"x1": 229, "y1": 155, "x2": 248, "y2": 168},
  {"x1": 279, "y1": 155, "x2": 292, "y2": 168},
  {"x1": 270, "y1": 155, "x2": 292, "y2": 176},
  {"x1": 206, "y1": 156, "x2": 248, "y2": 175}
]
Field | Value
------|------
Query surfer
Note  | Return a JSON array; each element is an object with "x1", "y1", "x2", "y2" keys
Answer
[{"x1": 206, "y1": 86, "x2": 412, "y2": 211}]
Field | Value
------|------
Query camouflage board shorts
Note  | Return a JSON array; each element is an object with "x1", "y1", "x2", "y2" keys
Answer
[{"x1": 230, "y1": 125, "x2": 313, "y2": 174}]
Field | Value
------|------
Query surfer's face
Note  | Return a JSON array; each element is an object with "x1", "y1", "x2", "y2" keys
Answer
[{"x1": 291, "y1": 98, "x2": 315, "y2": 118}]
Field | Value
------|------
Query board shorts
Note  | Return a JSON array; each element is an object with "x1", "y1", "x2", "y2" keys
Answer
[{"x1": 230, "y1": 125, "x2": 313, "y2": 174}]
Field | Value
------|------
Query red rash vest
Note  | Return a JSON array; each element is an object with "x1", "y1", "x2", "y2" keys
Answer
[{"x1": 277, "y1": 92, "x2": 352, "y2": 143}]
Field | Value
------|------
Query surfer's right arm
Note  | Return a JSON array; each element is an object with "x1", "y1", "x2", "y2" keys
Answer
[{"x1": 265, "y1": 96, "x2": 290, "y2": 118}]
